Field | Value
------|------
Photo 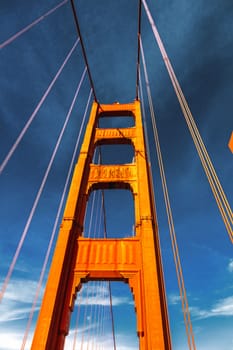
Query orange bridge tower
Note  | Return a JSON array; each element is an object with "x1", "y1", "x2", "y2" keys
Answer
[{"x1": 31, "y1": 100, "x2": 171, "y2": 349}]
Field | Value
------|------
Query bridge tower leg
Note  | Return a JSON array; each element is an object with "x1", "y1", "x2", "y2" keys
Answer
[{"x1": 31, "y1": 100, "x2": 171, "y2": 349}]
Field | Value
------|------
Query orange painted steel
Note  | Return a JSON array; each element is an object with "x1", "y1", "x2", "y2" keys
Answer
[
  {"x1": 31, "y1": 100, "x2": 171, "y2": 349},
  {"x1": 229, "y1": 132, "x2": 233, "y2": 153}
]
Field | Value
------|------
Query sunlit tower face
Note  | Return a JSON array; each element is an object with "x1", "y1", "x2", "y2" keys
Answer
[
  {"x1": 0, "y1": 1, "x2": 232, "y2": 349},
  {"x1": 31, "y1": 101, "x2": 171, "y2": 350},
  {"x1": 228, "y1": 132, "x2": 233, "y2": 153}
]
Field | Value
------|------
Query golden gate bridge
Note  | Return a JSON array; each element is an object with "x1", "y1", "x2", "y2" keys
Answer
[{"x1": 0, "y1": 1, "x2": 232, "y2": 349}]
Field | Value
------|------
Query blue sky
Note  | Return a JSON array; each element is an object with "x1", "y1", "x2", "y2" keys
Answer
[{"x1": 0, "y1": 0, "x2": 232, "y2": 349}]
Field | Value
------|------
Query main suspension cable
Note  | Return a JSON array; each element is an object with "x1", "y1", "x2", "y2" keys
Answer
[
  {"x1": 165, "y1": 59, "x2": 233, "y2": 241},
  {"x1": 142, "y1": 0, "x2": 233, "y2": 242},
  {"x1": 0, "y1": 0, "x2": 69, "y2": 50},
  {"x1": 0, "y1": 66, "x2": 87, "y2": 304},
  {"x1": 136, "y1": 0, "x2": 142, "y2": 100},
  {"x1": 140, "y1": 37, "x2": 196, "y2": 350},
  {"x1": 0, "y1": 38, "x2": 80, "y2": 175},
  {"x1": 139, "y1": 69, "x2": 151, "y2": 162},
  {"x1": 70, "y1": 0, "x2": 98, "y2": 102}
]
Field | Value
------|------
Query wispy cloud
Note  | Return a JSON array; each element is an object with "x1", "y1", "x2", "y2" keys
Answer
[
  {"x1": 190, "y1": 296, "x2": 233, "y2": 320},
  {"x1": 0, "y1": 278, "x2": 42, "y2": 323},
  {"x1": 0, "y1": 330, "x2": 30, "y2": 350},
  {"x1": 168, "y1": 291, "x2": 233, "y2": 320},
  {"x1": 77, "y1": 283, "x2": 132, "y2": 306},
  {"x1": 0, "y1": 278, "x2": 131, "y2": 323},
  {"x1": 0, "y1": 302, "x2": 37, "y2": 323},
  {"x1": 0, "y1": 331, "x2": 138, "y2": 350},
  {"x1": 79, "y1": 294, "x2": 130, "y2": 306},
  {"x1": 227, "y1": 259, "x2": 233, "y2": 273},
  {"x1": 2, "y1": 279, "x2": 41, "y2": 303},
  {"x1": 65, "y1": 329, "x2": 138, "y2": 350},
  {"x1": 168, "y1": 293, "x2": 181, "y2": 305}
]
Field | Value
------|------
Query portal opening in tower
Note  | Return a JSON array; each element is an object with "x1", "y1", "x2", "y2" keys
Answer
[
  {"x1": 93, "y1": 144, "x2": 135, "y2": 165},
  {"x1": 98, "y1": 114, "x2": 135, "y2": 128},
  {"x1": 84, "y1": 188, "x2": 135, "y2": 238}
]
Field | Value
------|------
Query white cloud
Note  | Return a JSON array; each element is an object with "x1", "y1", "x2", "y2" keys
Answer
[
  {"x1": 0, "y1": 327, "x2": 33, "y2": 350},
  {"x1": 64, "y1": 329, "x2": 138, "y2": 350},
  {"x1": 77, "y1": 283, "x2": 132, "y2": 306},
  {"x1": 227, "y1": 259, "x2": 233, "y2": 273},
  {"x1": 191, "y1": 296, "x2": 233, "y2": 319},
  {"x1": 0, "y1": 331, "x2": 25, "y2": 350},
  {"x1": 168, "y1": 291, "x2": 233, "y2": 320},
  {"x1": 80, "y1": 294, "x2": 130, "y2": 306},
  {"x1": 65, "y1": 335, "x2": 116, "y2": 350},
  {"x1": 168, "y1": 293, "x2": 181, "y2": 305},
  {"x1": 0, "y1": 301, "x2": 37, "y2": 323},
  {"x1": 2, "y1": 279, "x2": 42, "y2": 303},
  {"x1": 211, "y1": 296, "x2": 233, "y2": 316},
  {"x1": 0, "y1": 278, "x2": 42, "y2": 323},
  {"x1": 174, "y1": 327, "x2": 233, "y2": 350}
]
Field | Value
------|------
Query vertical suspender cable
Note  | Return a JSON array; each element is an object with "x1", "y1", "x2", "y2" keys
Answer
[
  {"x1": 73, "y1": 138, "x2": 113, "y2": 349},
  {"x1": 87, "y1": 190, "x2": 97, "y2": 238},
  {"x1": 90, "y1": 282, "x2": 101, "y2": 350},
  {"x1": 95, "y1": 282, "x2": 105, "y2": 349},
  {"x1": 85, "y1": 155, "x2": 106, "y2": 348},
  {"x1": 140, "y1": 38, "x2": 196, "y2": 350},
  {"x1": 72, "y1": 287, "x2": 83, "y2": 350},
  {"x1": 106, "y1": 281, "x2": 116, "y2": 350},
  {"x1": 0, "y1": 38, "x2": 80, "y2": 175},
  {"x1": 93, "y1": 192, "x2": 103, "y2": 239},
  {"x1": 98, "y1": 147, "x2": 117, "y2": 350},
  {"x1": 89, "y1": 282, "x2": 98, "y2": 350},
  {"x1": 0, "y1": 64, "x2": 86, "y2": 304},
  {"x1": 0, "y1": 0, "x2": 69, "y2": 49},
  {"x1": 86, "y1": 191, "x2": 104, "y2": 350},
  {"x1": 86, "y1": 283, "x2": 97, "y2": 350},
  {"x1": 142, "y1": 0, "x2": 233, "y2": 242},
  {"x1": 80, "y1": 284, "x2": 90, "y2": 350},
  {"x1": 99, "y1": 282, "x2": 108, "y2": 350}
]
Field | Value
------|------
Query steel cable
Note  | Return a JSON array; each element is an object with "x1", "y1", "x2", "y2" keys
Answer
[
  {"x1": 140, "y1": 37, "x2": 196, "y2": 350},
  {"x1": 70, "y1": 0, "x2": 98, "y2": 102},
  {"x1": 72, "y1": 287, "x2": 83, "y2": 350},
  {"x1": 142, "y1": 0, "x2": 232, "y2": 242},
  {"x1": 165, "y1": 59, "x2": 233, "y2": 242},
  {"x1": 0, "y1": 38, "x2": 80, "y2": 175},
  {"x1": 136, "y1": 0, "x2": 142, "y2": 100},
  {"x1": 0, "y1": 64, "x2": 86, "y2": 303},
  {"x1": 21, "y1": 87, "x2": 93, "y2": 350},
  {"x1": 0, "y1": 0, "x2": 69, "y2": 50}
]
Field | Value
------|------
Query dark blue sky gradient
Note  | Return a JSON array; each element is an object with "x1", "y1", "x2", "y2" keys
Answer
[{"x1": 0, "y1": 1, "x2": 232, "y2": 349}]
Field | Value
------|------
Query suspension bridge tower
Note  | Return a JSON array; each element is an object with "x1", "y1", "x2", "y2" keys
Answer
[{"x1": 31, "y1": 100, "x2": 171, "y2": 349}]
